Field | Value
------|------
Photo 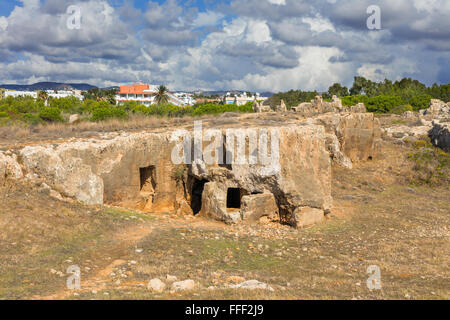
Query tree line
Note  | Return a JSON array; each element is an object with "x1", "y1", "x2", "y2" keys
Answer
[{"x1": 268, "y1": 77, "x2": 449, "y2": 113}]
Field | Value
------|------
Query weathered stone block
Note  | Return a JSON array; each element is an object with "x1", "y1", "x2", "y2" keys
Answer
[
  {"x1": 241, "y1": 193, "x2": 279, "y2": 222},
  {"x1": 293, "y1": 207, "x2": 325, "y2": 229}
]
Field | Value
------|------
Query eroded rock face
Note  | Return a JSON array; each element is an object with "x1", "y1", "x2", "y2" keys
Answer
[
  {"x1": 423, "y1": 100, "x2": 450, "y2": 121},
  {"x1": 18, "y1": 132, "x2": 178, "y2": 208},
  {"x1": 191, "y1": 125, "x2": 332, "y2": 228},
  {"x1": 253, "y1": 101, "x2": 271, "y2": 113},
  {"x1": 0, "y1": 151, "x2": 23, "y2": 181},
  {"x1": 312, "y1": 113, "x2": 382, "y2": 162},
  {"x1": 241, "y1": 193, "x2": 279, "y2": 223},
  {"x1": 275, "y1": 99, "x2": 287, "y2": 112},
  {"x1": 384, "y1": 125, "x2": 431, "y2": 143},
  {"x1": 20, "y1": 145, "x2": 104, "y2": 205},
  {"x1": 429, "y1": 121, "x2": 450, "y2": 153}
]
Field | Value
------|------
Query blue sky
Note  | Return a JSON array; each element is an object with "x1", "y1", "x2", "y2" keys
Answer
[{"x1": 0, "y1": 0, "x2": 449, "y2": 91}]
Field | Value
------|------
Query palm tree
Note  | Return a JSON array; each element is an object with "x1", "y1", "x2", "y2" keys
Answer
[
  {"x1": 37, "y1": 90, "x2": 49, "y2": 105},
  {"x1": 153, "y1": 85, "x2": 169, "y2": 105}
]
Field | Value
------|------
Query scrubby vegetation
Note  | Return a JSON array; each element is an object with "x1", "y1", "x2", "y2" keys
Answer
[
  {"x1": 408, "y1": 137, "x2": 450, "y2": 187},
  {"x1": 0, "y1": 94, "x2": 254, "y2": 127}
]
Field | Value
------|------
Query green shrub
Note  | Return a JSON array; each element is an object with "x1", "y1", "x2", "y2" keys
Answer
[
  {"x1": 191, "y1": 102, "x2": 253, "y2": 116},
  {"x1": 22, "y1": 113, "x2": 42, "y2": 125},
  {"x1": 408, "y1": 94, "x2": 432, "y2": 111},
  {"x1": 340, "y1": 95, "x2": 369, "y2": 107},
  {"x1": 49, "y1": 96, "x2": 83, "y2": 114},
  {"x1": 390, "y1": 104, "x2": 413, "y2": 115},
  {"x1": 408, "y1": 138, "x2": 450, "y2": 187},
  {"x1": 131, "y1": 103, "x2": 185, "y2": 117},
  {"x1": 0, "y1": 111, "x2": 8, "y2": 118},
  {"x1": 365, "y1": 95, "x2": 405, "y2": 113},
  {"x1": 81, "y1": 99, "x2": 100, "y2": 113},
  {"x1": 39, "y1": 107, "x2": 64, "y2": 122},
  {"x1": 91, "y1": 106, "x2": 127, "y2": 121}
]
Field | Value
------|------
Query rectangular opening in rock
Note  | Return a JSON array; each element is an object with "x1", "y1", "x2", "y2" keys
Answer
[
  {"x1": 190, "y1": 178, "x2": 208, "y2": 215},
  {"x1": 139, "y1": 166, "x2": 156, "y2": 194},
  {"x1": 227, "y1": 188, "x2": 242, "y2": 210}
]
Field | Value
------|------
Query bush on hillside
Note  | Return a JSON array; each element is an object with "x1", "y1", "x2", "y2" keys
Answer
[
  {"x1": 49, "y1": 96, "x2": 83, "y2": 114},
  {"x1": 21, "y1": 113, "x2": 41, "y2": 125},
  {"x1": 191, "y1": 102, "x2": 253, "y2": 116},
  {"x1": 39, "y1": 107, "x2": 64, "y2": 122},
  {"x1": 91, "y1": 106, "x2": 127, "y2": 121},
  {"x1": 408, "y1": 138, "x2": 450, "y2": 187},
  {"x1": 408, "y1": 94, "x2": 432, "y2": 111},
  {"x1": 390, "y1": 104, "x2": 413, "y2": 115}
]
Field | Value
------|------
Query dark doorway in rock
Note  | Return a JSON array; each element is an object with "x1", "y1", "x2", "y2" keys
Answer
[
  {"x1": 227, "y1": 188, "x2": 242, "y2": 209},
  {"x1": 140, "y1": 166, "x2": 156, "y2": 194},
  {"x1": 191, "y1": 178, "x2": 208, "y2": 215}
]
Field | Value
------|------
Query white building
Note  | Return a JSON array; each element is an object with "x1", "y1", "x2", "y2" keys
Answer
[
  {"x1": 115, "y1": 84, "x2": 194, "y2": 107},
  {"x1": 46, "y1": 90, "x2": 84, "y2": 100},
  {"x1": 4, "y1": 90, "x2": 83, "y2": 100},
  {"x1": 173, "y1": 92, "x2": 196, "y2": 105},
  {"x1": 4, "y1": 90, "x2": 38, "y2": 99},
  {"x1": 224, "y1": 92, "x2": 267, "y2": 106}
]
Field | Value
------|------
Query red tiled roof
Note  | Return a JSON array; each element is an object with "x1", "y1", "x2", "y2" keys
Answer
[{"x1": 119, "y1": 84, "x2": 154, "y2": 94}]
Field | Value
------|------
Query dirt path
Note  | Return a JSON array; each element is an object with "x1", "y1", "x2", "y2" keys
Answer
[
  {"x1": 39, "y1": 223, "x2": 155, "y2": 300},
  {"x1": 39, "y1": 214, "x2": 228, "y2": 300}
]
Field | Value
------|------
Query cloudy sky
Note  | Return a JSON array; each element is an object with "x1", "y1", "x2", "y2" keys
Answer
[{"x1": 0, "y1": 0, "x2": 449, "y2": 91}]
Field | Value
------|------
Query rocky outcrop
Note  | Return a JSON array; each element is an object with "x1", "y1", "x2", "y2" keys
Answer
[
  {"x1": 253, "y1": 100, "x2": 271, "y2": 113},
  {"x1": 275, "y1": 99, "x2": 287, "y2": 112},
  {"x1": 291, "y1": 96, "x2": 365, "y2": 116},
  {"x1": 422, "y1": 99, "x2": 450, "y2": 121},
  {"x1": 384, "y1": 125, "x2": 431, "y2": 143},
  {"x1": 429, "y1": 121, "x2": 450, "y2": 153},
  {"x1": 312, "y1": 113, "x2": 381, "y2": 162},
  {"x1": 18, "y1": 132, "x2": 179, "y2": 208},
  {"x1": 192, "y1": 125, "x2": 332, "y2": 228},
  {"x1": 0, "y1": 151, "x2": 23, "y2": 181}
]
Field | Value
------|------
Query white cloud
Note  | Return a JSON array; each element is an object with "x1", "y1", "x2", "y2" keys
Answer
[
  {"x1": 302, "y1": 14, "x2": 335, "y2": 33},
  {"x1": 267, "y1": 0, "x2": 286, "y2": 5},
  {"x1": 0, "y1": 17, "x2": 8, "y2": 31},
  {"x1": 0, "y1": 0, "x2": 448, "y2": 89},
  {"x1": 193, "y1": 10, "x2": 224, "y2": 27}
]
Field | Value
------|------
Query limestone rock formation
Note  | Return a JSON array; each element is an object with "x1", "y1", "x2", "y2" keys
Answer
[
  {"x1": 241, "y1": 193, "x2": 279, "y2": 222},
  {"x1": 423, "y1": 99, "x2": 450, "y2": 120},
  {"x1": 253, "y1": 100, "x2": 271, "y2": 113},
  {"x1": 312, "y1": 113, "x2": 382, "y2": 162},
  {"x1": 0, "y1": 112, "x2": 381, "y2": 229},
  {"x1": 293, "y1": 207, "x2": 325, "y2": 228},
  {"x1": 291, "y1": 95, "x2": 365, "y2": 115},
  {"x1": 0, "y1": 151, "x2": 23, "y2": 181},
  {"x1": 384, "y1": 125, "x2": 431, "y2": 143},
  {"x1": 192, "y1": 125, "x2": 333, "y2": 228},
  {"x1": 69, "y1": 114, "x2": 79, "y2": 124},
  {"x1": 275, "y1": 99, "x2": 287, "y2": 112}
]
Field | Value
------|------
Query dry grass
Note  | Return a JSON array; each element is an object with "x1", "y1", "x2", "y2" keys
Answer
[
  {"x1": 0, "y1": 114, "x2": 206, "y2": 148},
  {"x1": 0, "y1": 180, "x2": 155, "y2": 299}
]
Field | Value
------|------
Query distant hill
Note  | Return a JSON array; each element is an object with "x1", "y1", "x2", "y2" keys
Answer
[
  {"x1": 0, "y1": 82, "x2": 97, "y2": 91},
  {"x1": 101, "y1": 86, "x2": 120, "y2": 91}
]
